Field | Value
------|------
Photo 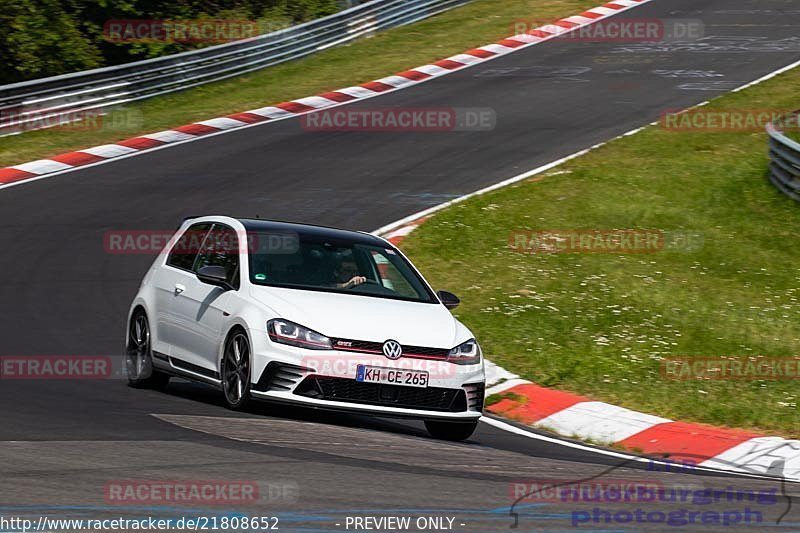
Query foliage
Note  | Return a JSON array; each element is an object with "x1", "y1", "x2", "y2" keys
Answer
[{"x1": 0, "y1": 0, "x2": 342, "y2": 83}]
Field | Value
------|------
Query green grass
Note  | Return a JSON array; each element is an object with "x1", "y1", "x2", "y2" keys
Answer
[
  {"x1": 400, "y1": 66, "x2": 800, "y2": 437},
  {"x1": 486, "y1": 391, "x2": 527, "y2": 406},
  {"x1": 776, "y1": 111, "x2": 800, "y2": 143},
  {"x1": 786, "y1": 129, "x2": 800, "y2": 143},
  {"x1": 0, "y1": 0, "x2": 598, "y2": 168}
]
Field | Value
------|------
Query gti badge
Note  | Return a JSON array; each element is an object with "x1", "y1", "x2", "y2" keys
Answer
[{"x1": 382, "y1": 339, "x2": 403, "y2": 360}]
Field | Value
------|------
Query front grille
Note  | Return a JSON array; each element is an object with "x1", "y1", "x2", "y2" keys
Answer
[
  {"x1": 253, "y1": 362, "x2": 308, "y2": 392},
  {"x1": 464, "y1": 382, "x2": 485, "y2": 412},
  {"x1": 331, "y1": 338, "x2": 450, "y2": 360},
  {"x1": 295, "y1": 375, "x2": 468, "y2": 412}
]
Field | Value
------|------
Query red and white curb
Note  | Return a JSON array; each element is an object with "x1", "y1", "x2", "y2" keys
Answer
[
  {"x1": 375, "y1": 186, "x2": 800, "y2": 485},
  {"x1": 374, "y1": 183, "x2": 800, "y2": 486},
  {"x1": 0, "y1": 0, "x2": 652, "y2": 189},
  {"x1": 484, "y1": 378, "x2": 800, "y2": 481}
]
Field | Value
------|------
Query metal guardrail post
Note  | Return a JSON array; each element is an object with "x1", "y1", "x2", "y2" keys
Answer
[{"x1": 766, "y1": 111, "x2": 800, "y2": 202}]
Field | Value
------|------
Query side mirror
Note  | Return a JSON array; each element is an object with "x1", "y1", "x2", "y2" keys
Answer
[
  {"x1": 437, "y1": 290, "x2": 460, "y2": 310},
  {"x1": 197, "y1": 265, "x2": 232, "y2": 290}
]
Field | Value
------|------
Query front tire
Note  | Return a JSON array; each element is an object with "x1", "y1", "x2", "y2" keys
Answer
[
  {"x1": 126, "y1": 310, "x2": 170, "y2": 390},
  {"x1": 221, "y1": 329, "x2": 252, "y2": 410},
  {"x1": 424, "y1": 420, "x2": 478, "y2": 441}
]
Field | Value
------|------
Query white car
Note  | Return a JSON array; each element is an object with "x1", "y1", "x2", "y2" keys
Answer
[{"x1": 126, "y1": 216, "x2": 485, "y2": 440}]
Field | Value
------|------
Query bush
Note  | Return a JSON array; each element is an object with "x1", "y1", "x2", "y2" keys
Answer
[{"x1": 0, "y1": 0, "x2": 344, "y2": 83}]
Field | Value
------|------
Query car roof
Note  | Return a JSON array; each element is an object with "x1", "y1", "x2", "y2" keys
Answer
[{"x1": 234, "y1": 218, "x2": 387, "y2": 247}]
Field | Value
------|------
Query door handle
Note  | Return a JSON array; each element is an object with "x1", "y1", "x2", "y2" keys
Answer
[{"x1": 174, "y1": 283, "x2": 186, "y2": 294}]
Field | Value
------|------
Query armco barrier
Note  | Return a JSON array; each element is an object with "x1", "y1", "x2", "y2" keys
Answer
[
  {"x1": 767, "y1": 111, "x2": 800, "y2": 201},
  {"x1": 0, "y1": 0, "x2": 470, "y2": 135}
]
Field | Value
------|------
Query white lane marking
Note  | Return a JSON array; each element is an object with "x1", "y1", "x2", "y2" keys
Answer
[
  {"x1": 732, "y1": 57, "x2": 800, "y2": 93},
  {"x1": 372, "y1": 145, "x2": 596, "y2": 236},
  {"x1": 535, "y1": 401, "x2": 670, "y2": 443},
  {"x1": 480, "y1": 416, "x2": 798, "y2": 483}
]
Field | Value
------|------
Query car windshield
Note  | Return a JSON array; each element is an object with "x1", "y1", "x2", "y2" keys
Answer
[{"x1": 247, "y1": 230, "x2": 437, "y2": 303}]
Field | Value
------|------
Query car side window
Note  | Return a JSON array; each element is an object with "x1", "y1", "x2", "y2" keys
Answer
[
  {"x1": 166, "y1": 223, "x2": 212, "y2": 271},
  {"x1": 194, "y1": 224, "x2": 240, "y2": 289}
]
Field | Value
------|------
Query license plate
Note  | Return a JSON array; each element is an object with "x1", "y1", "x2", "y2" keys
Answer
[{"x1": 356, "y1": 365, "x2": 429, "y2": 388}]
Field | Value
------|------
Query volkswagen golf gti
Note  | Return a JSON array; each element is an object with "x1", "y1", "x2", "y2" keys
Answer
[{"x1": 126, "y1": 216, "x2": 485, "y2": 440}]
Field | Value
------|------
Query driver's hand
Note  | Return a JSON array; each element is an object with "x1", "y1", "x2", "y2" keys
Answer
[{"x1": 346, "y1": 276, "x2": 366, "y2": 287}]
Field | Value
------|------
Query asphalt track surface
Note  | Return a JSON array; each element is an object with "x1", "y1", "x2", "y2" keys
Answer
[{"x1": 2, "y1": 0, "x2": 800, "y2": 531}]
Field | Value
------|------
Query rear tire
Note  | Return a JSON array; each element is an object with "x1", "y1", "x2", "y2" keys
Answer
[
  {"x1": 424, "y1": 420, "x2": 478, "y2": 441},
  {"x1": 126, "y1": 310, "x2": 170, "y2": 391},
  {"x1": 221, "y1": 329, "x2": 251, "y2": 410}
]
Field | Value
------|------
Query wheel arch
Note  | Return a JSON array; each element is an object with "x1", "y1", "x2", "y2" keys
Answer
[
  {"x1": 126, "y1": 303, "x2": 149, "y2": 347},
  {"x1": 218, "y1": 323, "x2": 251, "y2": 374}
]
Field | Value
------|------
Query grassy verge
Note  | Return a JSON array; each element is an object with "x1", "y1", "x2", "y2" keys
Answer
[
  {"x1": 400, "y1": 66, "x2": 800, "y2": 437},
  {"x1": 0, "y1": 0, "x2": 598, "y2": 168}
]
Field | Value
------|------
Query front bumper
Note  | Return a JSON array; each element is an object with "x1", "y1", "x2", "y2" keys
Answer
[{"x1": 248, "y1": 331, "x2": 485, "y2": 421}]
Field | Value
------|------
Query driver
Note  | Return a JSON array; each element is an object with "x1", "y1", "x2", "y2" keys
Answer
[{"x1": 334, "y1": 257, "x2": 366, "y2": 289}]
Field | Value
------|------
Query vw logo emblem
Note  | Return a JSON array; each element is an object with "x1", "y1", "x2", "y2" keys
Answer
[{"x1": 382, "y1": 340, "x2": 403, "y2": 360}]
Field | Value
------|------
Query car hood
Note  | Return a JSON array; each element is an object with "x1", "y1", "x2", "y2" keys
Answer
[{"x1": 249, "y1": 285, "x2": 467, "y2": 348}]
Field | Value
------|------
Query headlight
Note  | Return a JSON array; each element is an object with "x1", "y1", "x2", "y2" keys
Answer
[
  {"x1": 267, "y1": 319, "x2": 332, "y2": 350},
  {"x1": 448, "y1": 339, "x2": 481, "y2": 365}
]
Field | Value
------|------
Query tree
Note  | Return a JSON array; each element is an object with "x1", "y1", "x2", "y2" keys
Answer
[{"x1": 0, "y1": 0, "x2": 103, "y2": 83}]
